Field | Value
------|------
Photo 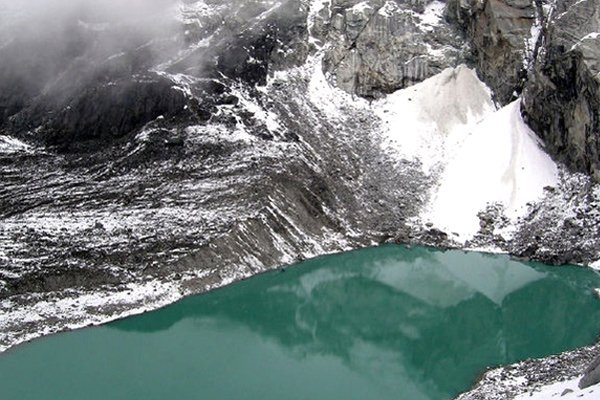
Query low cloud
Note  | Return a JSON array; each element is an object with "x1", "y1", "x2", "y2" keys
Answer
[{"x1": 0, "y1": 0, "x2": 191, "y2": 127}]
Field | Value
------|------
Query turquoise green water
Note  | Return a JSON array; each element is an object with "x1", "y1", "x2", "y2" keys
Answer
[{"x1": 1, "y1": 245, "x2": 599, "y2": 400}]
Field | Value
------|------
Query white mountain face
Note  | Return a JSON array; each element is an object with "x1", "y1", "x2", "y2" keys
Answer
[{"x1": 373, "y1": 66, "x2": 557, "y2": 240}]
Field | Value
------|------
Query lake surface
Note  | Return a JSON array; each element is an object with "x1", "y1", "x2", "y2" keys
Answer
[{"x1": 1, "y1": 245, "x2": 599, "y2": 400}]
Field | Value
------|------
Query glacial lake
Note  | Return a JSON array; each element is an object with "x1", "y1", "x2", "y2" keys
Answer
[{"x1": 1, "y1": 245, "x2": 599, "y2": 400}]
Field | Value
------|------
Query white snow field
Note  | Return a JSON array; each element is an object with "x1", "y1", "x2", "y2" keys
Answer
[
  {"x1": 514, "y1": 377, "x2": 599, "y2": 400},
  {"x1": 376, "y1": 65, "x2": 558, "y2": 241}
]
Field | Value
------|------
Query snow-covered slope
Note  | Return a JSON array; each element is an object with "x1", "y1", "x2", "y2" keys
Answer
[
  {"x1": 375, "y1": 65, "x2": 495, "y2": 173},
  {"x1": 375, "y1": 65, "x2": 558, "y2": 241},
  {"x1": 424, "y1": 100, "x2": 558, "y2": 240}
]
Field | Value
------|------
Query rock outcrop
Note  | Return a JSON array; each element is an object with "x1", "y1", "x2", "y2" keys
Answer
[
  {"x1": 176, "y1": 0, "x2": 310, "y2": 84},
  {"x1": 14, "y1": 75, "x2": 190, "y2": 151},
  {"x1": 522, "y1": 0, "x2": 600, "y2": 180},
  {"x1": 580, "y1": 354, "x2": 600, "y2": 388},
  {"x1": 446, "y1": 0, "x2": 536, "y2": 104},
  {"x1": 312, "y1": 0, "x2": 467, "y2": 98}
]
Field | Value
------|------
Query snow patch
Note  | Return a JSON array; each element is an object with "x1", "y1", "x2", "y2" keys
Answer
[
  {"x1": 571, "y1": 32, "x2": 600, "y2": 51},
  {"x1": 376, "y1": 65, "x2": 558, "y2": 241},
  {"x1": 229, "y1": 85, "x2": 282, "y2": 135},
  {"x1": 524, "y1": 22, "x2": 541, "y2": 69},
  {"x1": 375, "y1": 65, "x2": 495, "y2": 172},
  {"x1": 153, "y1": 71, "x2": 199, "y2": 98},
  {"x1": 252, "y1": 2, "x2": 284, "y2": 22},
  {"x1": 350, "y1": 1, "x2": 373, "y2": 14},
  {"x1": 580, "y1": 31, "x2": 599, "y2": 40},
  {"x1": 185, "y1": 123, "x2": 254, "y2": 145},
  {"x1": 307, "y1": 0, "x2": 332, "y2": 38},
  {"x1": 378, "y1": 1, "x2": 399, "y2": 17},
  {"x1": 0, "y1": 135, "x2": 32, "y2": 154},
  {"x1": 176, "y1": 0, "x2": 225, "y2": 22},
  {"x1": 514, "y1": 377, "x2": 599, "y2": 400},
  {"x1": 425, "y1": 100, "x2": 558, "y2": 240},
  {"x1": 418, "y1": 1, "x2": 445, "y2": 30},
  {"x1": 307, "y1": 55, "x2": 368, "y2": 118}
]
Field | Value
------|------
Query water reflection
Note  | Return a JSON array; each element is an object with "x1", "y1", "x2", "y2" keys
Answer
[{"x1": 107, "y1": 245, "x2": 600, "y2": 398}]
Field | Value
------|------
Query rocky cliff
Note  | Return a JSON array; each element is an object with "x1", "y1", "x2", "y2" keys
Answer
[
  {"x1": 314, "y1": 0, "x2": 467, "y2": 97},
  {"x1": 446, "y1": 0, "x2": 536, "y2": 104},
  {"x1": 444, "y1": 0, "x2": 600, "y2": 185},
  {"x1": 522, "y1": 0, "x2": 600, "y2": 180}
]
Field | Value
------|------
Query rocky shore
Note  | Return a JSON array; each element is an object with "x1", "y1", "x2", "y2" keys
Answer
[{"x1": 458, "y1": 343, "x2": 600, "y2": 399}]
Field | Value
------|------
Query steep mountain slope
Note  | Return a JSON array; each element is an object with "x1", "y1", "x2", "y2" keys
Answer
[{"x1": 0, "y1": 0, "x2": 434, "y2": 350}]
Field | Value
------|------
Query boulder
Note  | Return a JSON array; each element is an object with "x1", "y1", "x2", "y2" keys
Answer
[{"x1": 579, "y1": 354, "x2": 600, "y2": 389}]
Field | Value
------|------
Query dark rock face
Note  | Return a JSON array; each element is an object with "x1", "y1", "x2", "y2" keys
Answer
[
  {"x1": 522, "y1": 0, "x2": 600, "y2": 180},
  {"x1": 16, "y1": 75, "x2": 189, "y2": 151},
  {"x1": 446, "y1": 0, "x2": 535, "y2": 104},
  {"x1": 213, "y1": 1, "x2": 310, "y2": 85},
  {"x1": 0, "y1": 4, "x2": 185, "y2": 149},
  {"x1": 172, "y1": 0, "x2": 310, "y2": 84},
  {"x1": 0, "y1": 21, "x2": 91, "y2": 125},
  {"x1": 0, "y1": 0, "x2": 310, "y2": 150}
]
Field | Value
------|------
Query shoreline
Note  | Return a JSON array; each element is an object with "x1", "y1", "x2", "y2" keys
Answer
[{"x1": 1, "y1": 242, "x2": 599, "y2": 400}]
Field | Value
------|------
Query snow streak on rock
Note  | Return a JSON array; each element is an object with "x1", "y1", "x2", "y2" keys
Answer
[{"x1": 0, "y1": 135, "x2": 31, "y2": 154}]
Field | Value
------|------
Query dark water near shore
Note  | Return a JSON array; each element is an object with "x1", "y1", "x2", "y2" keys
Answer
[{"x1": 1, "y1": 245, "x2": 599, "y2": 400}]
